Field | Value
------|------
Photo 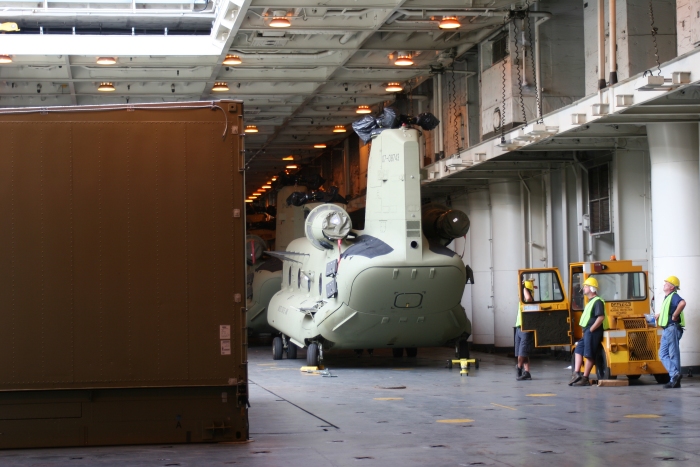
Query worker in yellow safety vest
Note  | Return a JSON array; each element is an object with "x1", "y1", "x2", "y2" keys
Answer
[
  {"x1": 569, "y1": 277, "x2": 609, "y2": 387},
  {"x1": 515, "y1": 280, "x2": 535, "y2": 380},
  {"x1": 655, "y1": 276, "x2": 686, "y2": 388}
]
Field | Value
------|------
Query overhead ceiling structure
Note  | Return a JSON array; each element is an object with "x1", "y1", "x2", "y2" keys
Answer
[
  {"x1": 0, "y1": 0, "x2": 519, "y2": 193},
  {"x1": 421, "y1": 49, "x2": 700, "y2": 197}
]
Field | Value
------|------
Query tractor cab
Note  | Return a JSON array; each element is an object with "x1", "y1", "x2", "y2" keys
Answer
[{"x1": 518, "y1": 259, "x2": 669, "y2": 383}]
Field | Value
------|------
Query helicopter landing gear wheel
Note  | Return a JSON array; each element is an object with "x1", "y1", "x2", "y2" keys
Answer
[
  {"x1": 307, "y1": 343, "x2": 320, "y2": 366},
  {"x1": 287, "y1": 342, "x2": 298, "y2": 359},
  {"x1": 272, "y1": 336, "x2": 283, "y2": 360}
]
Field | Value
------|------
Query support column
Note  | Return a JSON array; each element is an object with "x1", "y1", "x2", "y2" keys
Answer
[
  {"x1": 648, "y1": 123, "x2": 700, "y2": 367},
  {"x1": 466, "y1": 190, "x2": 494, "y2": 345},
  {"x1": 489, "y1": 180, "x2": 525, "y2": 348}
]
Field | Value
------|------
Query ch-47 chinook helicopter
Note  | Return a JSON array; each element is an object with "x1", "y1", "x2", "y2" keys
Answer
[
  {"x1": 266, "y1": 117, "x2": 473, "y2": 366},
  {"x1": 246, "y1": 180, "x2": 347, "y2": 342}
]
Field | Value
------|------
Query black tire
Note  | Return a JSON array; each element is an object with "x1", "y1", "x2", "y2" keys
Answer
[
  {"x1": 392, "y1": 348, "x2": 404, "y2": 358},
  {"x1": 627, "y1": 374, "x2": 641, "y2": 380},
  {"x1": 595, "y1": 348, "x2": 612, "y2": 380},
  {"x1": 272, "y1": 336, "x2": 283, "y2": 360},
  {"x1": 406, "y1": 347, "x2": 418, "y2": 358},
  {"x1": 306, "y1": 342, "x2": 319, "y2": 366},
  {"x1": 287, "y1": 342, "x2": 298, "y2": 359},
  {"x1": 447, "y1": 360, "x2": 453, "y2": 369},
  {"x1": 457, "y1": 340, "x2": 469, "y2": 359},
  {"x1": 654, "y1": 373, "x2": 671, "y2": 384}
]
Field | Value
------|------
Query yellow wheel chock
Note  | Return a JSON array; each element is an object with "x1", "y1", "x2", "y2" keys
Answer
[{"x1": 448, "y1": 358, "x2": 478, "y2": 376}]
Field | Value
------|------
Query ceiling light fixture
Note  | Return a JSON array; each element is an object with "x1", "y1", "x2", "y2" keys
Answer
[
  {"x1": 386, "y1": 82, "x2": 403, "y2": 92},
  {"x1": 283, "y1": 156, "x2": 295, "y2": 161},
  {"x1": 262, "y1": 184, "x2": 272, "y2": 189},
  {"x1": 0, "y1": 55, "x2": 13, "y2": 64},
  {"x1": 245, "y1": 199, "x2": 254, "y2": 203},
  {"x1": 333, "y1": 125, "x2": 347, "y2": 133},
  {"x1": 314, "y1": 144, "x2": 327, "y2": 149},
  {"x1": 244, "y1": 125, "x2": 259, "y2": 133},
  {"x1": 271, "y1": 176, "x2": 278, "y2": 181},
  {"x1": 223, "y1": 54, "x2": 242, "y2": 65},
  {"x1": 269, "y1": 11, "x2": 291, "y2": 28},
  {"x1": 286, "y1": 164, "x2": 298, "y2": 169},
  {"x1": 212, "y1": 82, "x2": 229, "y2": 92},
  {"x1": 96, "y1": 57, "x2": 117, "y2": 65},
  {"x1": 356, "y1": 105, "x2": 371, "y2": 114},
  {"x1": 439, "y1": 16, "x2": 461, "y2": 29},
  {"x1": 97, "y1": 82, "x2": 116, "y2": 92},
  {"x1": 394, "y1": 52, "x2": 413, "y2": 66}
]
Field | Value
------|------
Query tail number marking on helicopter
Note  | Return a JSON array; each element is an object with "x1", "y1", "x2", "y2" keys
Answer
[
  {"x1": 382, "y1": 153, "x2": 400, "y2": 163},
  {"x1": 278, "y1": 306, "x2": 289, "y2": 315}
]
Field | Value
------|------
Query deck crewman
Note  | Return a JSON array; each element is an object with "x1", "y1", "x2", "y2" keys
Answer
[
  {"x1": 655, "y1": 276, "x2": 686, "y2": 389},
  {"x1": 569, "y1": 277, "x2": 608, "y2": 387},
  {"x1": 515, "y1": 280, "x2": 535, "y2": 380}
]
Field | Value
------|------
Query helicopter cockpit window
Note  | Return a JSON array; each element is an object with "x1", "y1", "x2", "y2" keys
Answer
[{"x1": 520, "y1": 271, "x2": 564, "y2": 303}]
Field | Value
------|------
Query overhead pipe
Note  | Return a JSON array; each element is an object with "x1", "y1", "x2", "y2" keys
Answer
[
  {"x1": 609, "y1": 0, "x2": 618, "y2": 85},
  {"x1": 437, "y1": 73, "x2": 444, "y2": 158},
  {"x1": 597, "y1": 0, "x2": 606, "y2": 90},
  {"x1": 519, "y1": 172, "x2": 533, "y2": 268},
  {"x1": 534, "y1": 6, "x2": 546, "y2": 119}
]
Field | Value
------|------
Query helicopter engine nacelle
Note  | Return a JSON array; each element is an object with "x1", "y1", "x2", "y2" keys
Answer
[{"x1": 305, "y1": 204, "x2": 352, "y2": 250}]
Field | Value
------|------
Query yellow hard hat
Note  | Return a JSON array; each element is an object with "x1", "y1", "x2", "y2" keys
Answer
[
  {"x1": 583, "y1": 277, "x2": 599, "y2": 288},
  {"x1": 523, "y1": 280, "x2": 534, "y2": 291},
  {"x1": 665, "y1": 275, "x2": 680, "y2": 289}
]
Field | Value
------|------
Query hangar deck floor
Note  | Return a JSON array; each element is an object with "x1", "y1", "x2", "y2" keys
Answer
[{"x1": 2, "y1": 345, "x2": 699, "y2": 466}]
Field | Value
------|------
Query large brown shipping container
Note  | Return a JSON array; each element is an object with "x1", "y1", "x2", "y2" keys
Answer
[{"x1": 0, "y1": 101, "x2": 249, "y2": 448}]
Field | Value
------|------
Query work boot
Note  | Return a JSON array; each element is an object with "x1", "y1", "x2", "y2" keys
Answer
[
  {"x1": 572, "y1": 376, "x2": 591, "y2": 386},
  {"x1": 568, "y1": 372, "x2": 582, "y2": 386},
  {"x1": 665, "y1": 375, "x2": 681, "y2": 389},
  {"x1": 516, "y1": 365, "x2": 523, "y2": 378},
  {"x1": 517, "y1": 371, "x2": 532, "y2": 381}
]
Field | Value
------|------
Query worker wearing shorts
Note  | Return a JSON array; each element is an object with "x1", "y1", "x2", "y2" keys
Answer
[
  {"x1": 569, "y1": 277, "x2": 608, "y2": 387},
  {"x1": 515, "y1": 280, "x2": 535, "y2": 381}
]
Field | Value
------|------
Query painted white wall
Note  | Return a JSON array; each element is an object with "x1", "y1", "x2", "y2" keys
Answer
[
  {"x1": 648, "y1": 123, "x2": 700, "y2": 367},
  {"x1": 677, "y1": 0, "x2": 700, "y2": 56},
  {"x1": 490, "y1": 180, "x2": 524, "y2": 348},
  {"x1": 466, "y1": 189, "x2": 494, "y2": 345},
  {"x1": 614, "y1": 149, "x2": 653, "y2": 264}
]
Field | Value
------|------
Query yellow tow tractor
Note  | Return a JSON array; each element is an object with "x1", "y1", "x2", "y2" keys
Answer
[{"x1": 518, "y1": 259, "x2": 669, "y2": 383}]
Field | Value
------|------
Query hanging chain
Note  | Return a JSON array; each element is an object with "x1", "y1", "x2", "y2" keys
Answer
[
  {"x1": 525, "y1": 0, "x2": 542, "y2": 123},
  {"x1": 512, "y1": 13, "x2": 527, "y2": 124},
  {"x1": 449, "y1": 67, "x2": 460, "y2": 154},
  {"x1": 649, "y1": 0, "x2": 662, "y2": 76},
  {"x1": 500, "y1": 16, "x2": 508, "y2": 143}
]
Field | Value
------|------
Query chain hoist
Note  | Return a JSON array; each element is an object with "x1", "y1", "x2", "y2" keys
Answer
[
  {"x1": 500, "y1": 15, "x2": 508, "y2": 143},
  {"x1": 512, "y1": 13, "x2": 527, "y2": 124},
  {"x1": 649, "y1": 0, "x2": 662, "y2": 76},
  {"x1": 448, "y1": 67, "x2": 460, "y2": 154}
]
